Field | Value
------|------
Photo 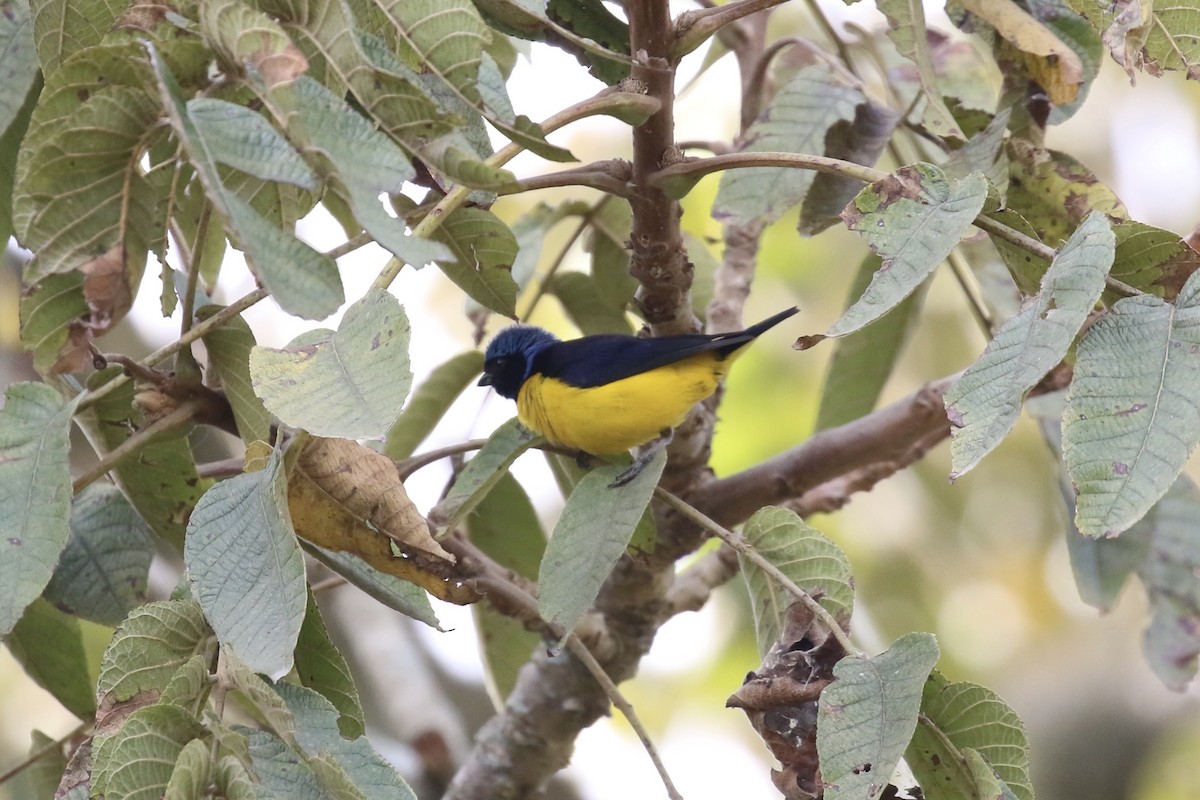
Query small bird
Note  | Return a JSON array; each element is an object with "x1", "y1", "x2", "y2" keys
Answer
[{"x1": 478, "y1": 307, "x2": 798, "y2": 486}]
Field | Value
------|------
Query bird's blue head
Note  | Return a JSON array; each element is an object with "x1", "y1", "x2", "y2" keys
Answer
[{"x1": 478, "y1": 326, "x2": 559, "y2": 399}]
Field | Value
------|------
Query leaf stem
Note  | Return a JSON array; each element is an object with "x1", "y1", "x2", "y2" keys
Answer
[{"x1": 653, "y1": 488, "x2": 862, "y2": 657}]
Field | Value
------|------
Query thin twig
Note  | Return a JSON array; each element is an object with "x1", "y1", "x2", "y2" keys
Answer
[
  {"x1": 394, "y1": 438, "x2": 490, "y2": 480},
  {"x1": 325, "y1": 230, "x2": 375, "y2": 261},
  {"x1": 654, "y1": 488, "x2": 861, "y2": 657},
  {"x1": 310, "y1": 573, "x2": 347, "y2": 593},
  {"x1": 197, "y1": 456, "x2": 246, "y2": 479},
  {"x1": 0, "y1": 723, "x2": 87, "y2": 787},
  {"x1": 800, "y1": 0, "x2": 855, "y2": 71},
  {"x1": 72, "y1": 402, "x2": 201, "y2": 494},
  {"x1": 946, "y1": 249, "x2": 993, "y2": 334},
  {"x1": 564, "y1": 635, "x2": 685, "y2": 800},
  {"x1": 519, "y1": 198, "x2": 611, "y2": 322},
  {"x1": 456, "y1": 544, "x2": 686, "y2": 800},
  {"x1": 76, "y1": 287, "x2": 270, "y2": 412},
  {"x1": 372, "y1": 88, "x2": 659, "y2": 291}
]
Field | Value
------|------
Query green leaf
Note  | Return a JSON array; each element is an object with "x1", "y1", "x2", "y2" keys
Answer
[
  {"x1": 741, "y1": 507, "x2": 855, "y2": 657},
  {"x1": 551, "y1": 271, "x2": 633, "y2": 335},
  {"x1": 1065, "y1": 520, "x2": 1148, "y2": 612},
  {"x1": 18, "y1": 270, "x2": 88, "y2": 375},
  {"x1": 385, "y1": 350, "x2": 484, "y2": 460},
  {"x1": 146, "y1": 43, "x2": 343, "y2": 320},
  {"x1": 95, "y1": 703, "x2": 203, "y2": 800},
  {"x1": 5, "y1": 597, "x2": 97, "y2": 719},
  {"x1": 946, "y1": 211, "x2": 1115, "y2": 478},
  {"x1": 14, "y1": 37, "x2": 200, "y2": 288},
  {"x1": 29, "y1": 0, "x2": 125, "y2": 75},
  {"x1": 186, "y1": 98, "x2": 318, "y2": 189},
  {"x1": 164, "y1": 738, "x2": 214, "y2": 800},
  {"x1": 468, "y1": 471, "x2": 544, "y2": 703},
  {"x1": 24, "y1": 729, "x2": 68, "y2": 800},
  {"x1": 196, "y1": 304, "x2": 272, "y2": 444},
  {"x1": 376, "y1": 0, "x2": 571, "y2": 161},
  {"x1": 907, "y1": 672, "x2": 1033, "y2": 800},
  {"x1": 430, "y1": 418, "x2": 539, "y2": 531},
  {"x1": 43, "y1": 484, "x2": 152, "y2": 627},
  {"x1": 992, "y1": 141, "x2": 1127, "y2": 293},
  {"x1": 828, "y1": 164, "x2": 988, "y2": 338},
  {"x1": 713, "y1": 64, "x2": 865, "y2": 226},
  {"x1": 538, "y1": 452, "x2": 665, "y2": 643},
  {"x1": 0, "y1": 382, "x2": 77, "y2": 636},
  {"x1": 185, "y1": 449, "x2": 306, "y2": 678},
  {"x1": 817, "y1": 632, "x2": 940, "y2": 800},
  {"x1": 1108, "y1": 219, "x2": 1200, "y2": 301},
  {"x1": 222, "y1": 653, "x2": 297, "y2": 739},
  {"x1": 75, "y1": 367, "x2": 208, "y2": 549},
  {"x1": 942, "y1": 108, "x2": 1011, "y2": 194},
  {"x1": 276, "y1": 681, "x2": 418, "y2": 799},
  {"x1": 270, "y1": 76, "x2": 451, "y2": 267},
  {"x1": 877, "y1": 0, "x2": 965, "y2": 139},
  {"x1": 307, "y1": 546, "x2": 442, "y2": 630},
  {"x1": 97, "y1": 599, "x2": 213, "y2": 706},
  {"x1": 0, "y1": 0, "x2": 38, "y2": 136},
  {"x1": 1063, "y1": 269, "x2": 1200, "y2": 536},
  {"x1": 814, "y1": 254, "x2": 924, "y2": 431},
  {"x1": 1112, "y1": 476, "x2": 1200, "y2": 689},
  {"x1": 0, "y1": 72, "x2": 40, "y2": 246},
  {"x1": 296, "y1": 594, "x2": 365, "y2": 738},
  {"x1": 250, "y1": 289, "x2": 412, "y2": 439},
  {"x1": 506, "y1": 199, "x2": 589, "y2": 289},
  {"x1": 431, "y1": 205, "x2": 520, "y2": 316},
  {"x1": 798, "y1": 100, "x2": 900, "y2": 236},
  {"x1": 241, "y1": 729, "x2": 326, "y2": 796}
]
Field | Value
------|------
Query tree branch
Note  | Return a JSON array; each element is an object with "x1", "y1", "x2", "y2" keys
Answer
[
  {"x1": 692, "y1": 376, "x2": 957, "y2": 528},
  {"x1": 627, "y1": 1, "x2": 694, "y2": 332}
]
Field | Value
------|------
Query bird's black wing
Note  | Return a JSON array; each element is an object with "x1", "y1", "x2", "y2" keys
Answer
[{"x1": 535, "y1": 307, "x2": 797, "y2": 389}]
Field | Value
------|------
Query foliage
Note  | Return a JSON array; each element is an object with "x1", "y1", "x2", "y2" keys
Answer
[{"x1": 1, "y1": 0, "x2": 1199, "y2": 797}]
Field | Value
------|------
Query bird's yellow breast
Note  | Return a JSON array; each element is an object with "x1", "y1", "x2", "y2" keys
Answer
[{"x1": 516, "y1": 352, "x2": 730, "y2": 455}]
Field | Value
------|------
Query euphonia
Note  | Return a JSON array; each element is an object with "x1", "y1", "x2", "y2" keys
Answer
[{"x1": 478, "y1": 307, "x2": 798, "y2": 485}]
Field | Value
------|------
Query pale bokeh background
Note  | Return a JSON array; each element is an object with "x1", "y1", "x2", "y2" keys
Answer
[{"x1": 3, "y1": 1, "x2": 1200, "y2": 798}]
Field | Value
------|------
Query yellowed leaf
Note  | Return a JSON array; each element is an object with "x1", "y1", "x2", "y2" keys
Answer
[
  {"x1": 959, "y1": 0, "x2": 1084, "y2": 104},
  {"x1": 288, "y1": 437, "x2": 475, "y2": 604}
]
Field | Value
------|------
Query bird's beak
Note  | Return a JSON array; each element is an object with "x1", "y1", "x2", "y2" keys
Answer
[{"x1": 477, "y1": 373, "x2": 493, "y2": 387}]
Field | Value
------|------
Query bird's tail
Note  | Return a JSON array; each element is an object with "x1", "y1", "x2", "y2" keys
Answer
[
  {"x1": 743, "y1": 306, "x2": 800, "y2": 338},
  {"x1": 713, "y1": 306, "x2": 799, "y2": 359}
]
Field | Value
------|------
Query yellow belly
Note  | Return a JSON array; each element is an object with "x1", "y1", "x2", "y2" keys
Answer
[{"x1": 516, "y1": 354, "x2": 729, "y2": 454}]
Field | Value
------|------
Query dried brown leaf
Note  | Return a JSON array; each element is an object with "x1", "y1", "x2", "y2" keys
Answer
[{"x1": 289, "y1": 437, "x2": 476, "y2": 604}]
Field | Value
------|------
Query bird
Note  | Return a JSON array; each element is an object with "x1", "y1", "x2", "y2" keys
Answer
[{"x1": 478, "y1": 307, "x2": 799, "y2": 486}]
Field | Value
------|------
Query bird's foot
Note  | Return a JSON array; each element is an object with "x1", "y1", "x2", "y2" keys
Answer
[{"x1": 609, "y1": 428, "x2": 673, "y2": 488}]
